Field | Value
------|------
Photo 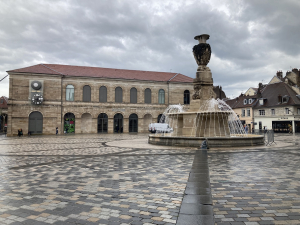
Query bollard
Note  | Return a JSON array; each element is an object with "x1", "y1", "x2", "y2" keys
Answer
[{"x1": 201, "y1": 139, "x2": 209, "y2": 149}]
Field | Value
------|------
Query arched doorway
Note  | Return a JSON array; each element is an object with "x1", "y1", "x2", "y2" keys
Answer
[
  {"x1": 129, "y1": 114, "x2": 138, "y2": 132},
  {"x1": 98, "y1": 113, "x2": 108, "y2": 133},
  {"x1": 144, "y1": 114, "x2": 152, "y2": 132},
  {"x1": 114, "y1": 113, "x2": 123, "y2": 133},
  {"x1": 0, "y1": 114, "x2": 8, "y2": 132},
  {"x1": 81, "y1": 113, "x2": 92, "y2": 133},
  {"x1": 64, "y1": 113, "x2": 75, "y2": 133},
  {"x1": 29, "y1": 111, "x2": 43, "y2": 134}
]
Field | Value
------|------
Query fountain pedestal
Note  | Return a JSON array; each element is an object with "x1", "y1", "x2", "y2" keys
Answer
[
  {"x1": 169, "y1": 111, "x2": 230, "y2": 138},
  {"x1": 148, "y1": 34, "x2": 264, "y2": 148}
]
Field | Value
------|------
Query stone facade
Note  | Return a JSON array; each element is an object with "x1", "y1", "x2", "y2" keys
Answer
[{"x1": 7, "y1": 69, "x2": 195, "y2": 136}]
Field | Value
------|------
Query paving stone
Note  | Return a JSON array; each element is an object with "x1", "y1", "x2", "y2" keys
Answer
[
  {"x1": 209, "y1": 144, "x2": 300, "y2": 225},
  {"x1": 0, "y1": 134, "x2": 195, "y2": 225}
]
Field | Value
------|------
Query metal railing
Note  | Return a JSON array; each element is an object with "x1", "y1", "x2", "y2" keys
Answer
[{"x1": 252, "y1": 129, "x2": 276, "y2": 146}]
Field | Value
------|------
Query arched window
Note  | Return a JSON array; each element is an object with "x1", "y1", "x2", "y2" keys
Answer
[
  {"x1": 145, "y1": 88, "x2": 151, "y2": 104},
  {"x1": 184, "y1": 90, "x2": 190, "y2": 104},
  {"x1": 115, "y1": 87, "x2": 123, "y2": 103},
  {"x1": 158, "y1": 89, "x2": 165, "y2": 104},
  {"x1": 130, "y1": 88, "x2": 137, "y2": 104},
  {"x1": 66, "y1": 85, "x2": 74, "y2": 101},
  {"x1": 83, "y1": 85, "x2": 91, "y2": 102},
  {"x1": 99, "y1": 86, "x2": 107, "y2": 103}
]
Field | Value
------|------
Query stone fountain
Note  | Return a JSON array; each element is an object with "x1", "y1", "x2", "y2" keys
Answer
[{"x1": 148, "y1": 34, "x2": 264, "y2": 148}]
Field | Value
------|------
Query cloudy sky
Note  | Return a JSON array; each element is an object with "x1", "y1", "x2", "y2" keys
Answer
[{"x1": 0, "y1": 0, "x2": 299, "y2": 99}]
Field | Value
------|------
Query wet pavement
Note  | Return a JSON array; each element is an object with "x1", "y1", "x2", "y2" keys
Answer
[{"x1": 0, "y1": 133, "x2": 299, "y2": 224}]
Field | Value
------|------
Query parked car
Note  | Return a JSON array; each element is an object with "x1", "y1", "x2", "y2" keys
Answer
[{"x1": 149, "y1": 123, "x2": 173, "y2": 133}]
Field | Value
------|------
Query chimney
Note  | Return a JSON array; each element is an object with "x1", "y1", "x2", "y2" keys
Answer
[
  {"x1": 292, "y1": 68, "x2": 299, "y2": 76},
  {"x1": 257, "y1": 83, "x2": 262, "y2": 98},
  {"x1": 276, "y1": 71, "x2": 283, "y2": 79}
]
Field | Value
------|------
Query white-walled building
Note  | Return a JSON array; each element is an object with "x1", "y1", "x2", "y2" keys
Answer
[{"x1": 253, "y1": 82, "x2": 300, "y2": 133}]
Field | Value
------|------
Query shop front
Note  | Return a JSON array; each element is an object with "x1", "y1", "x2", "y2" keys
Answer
[{"x1": 272, "y1": 121, "x2": 292, "y2": 133}]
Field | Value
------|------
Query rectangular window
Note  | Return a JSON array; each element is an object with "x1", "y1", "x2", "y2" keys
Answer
[
  {"x1": 242, "y1": 109, "x2": 245, "y2": 117},
  {"x1": 259, "y1": 99, "x2": 264, "y2": 105},
  {"x1": 298, "y1": 108, "x2": 300, "y2": 115},
  {"x1": 285, "y1": 108, "x2": 289, "y2": 114},
  {"x1": 0, "y1": 99, "x2": 3, "y2": 104},
  {"x1": 271, "y1": 109, "x2": 275, "y2": 115},
  {"x1": 259, "y1": 110, "x2": 265, "y2": 116},
  {"x1": 247, "y1": 109, "x2": 250, "y2": 117}
]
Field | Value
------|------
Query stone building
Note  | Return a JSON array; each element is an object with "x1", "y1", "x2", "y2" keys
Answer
[
  {"x1": 6, "y1": 64, "x2": 226, "y2": 136},
  {"x1": 253, "y1": 82, "x2": 300, "y2": 133}
]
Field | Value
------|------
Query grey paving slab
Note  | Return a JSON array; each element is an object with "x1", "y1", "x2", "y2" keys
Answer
[
  {"x1": 209, "y1": 144, "x2": 300, "y2": 225},
  {"x1": 1, "y1": 133, "x2": 300, "y2": 224},
  {"x1": 0, "y1": 134, "x2": 195, "y2": 224}
]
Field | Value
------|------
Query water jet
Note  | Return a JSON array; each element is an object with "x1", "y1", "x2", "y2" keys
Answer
[{"x1": 149, "y1": 34, "x2": 264, "y2": 148}]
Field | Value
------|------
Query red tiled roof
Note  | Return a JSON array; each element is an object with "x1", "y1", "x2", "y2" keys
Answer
[
  {"x1": 7, "y1": 64, "x2": 193, "y2": 83},
  {"x1": 0, "y1": 96, "x2": 8, "y2": 109}
]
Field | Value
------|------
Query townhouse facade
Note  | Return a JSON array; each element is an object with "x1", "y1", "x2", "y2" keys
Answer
[
  {"x1": 253, "y1": 82, "x2": 300, "y2": 133},
  {"x1": 226, "y1": 94, "x2": 258, "y2": 132}
]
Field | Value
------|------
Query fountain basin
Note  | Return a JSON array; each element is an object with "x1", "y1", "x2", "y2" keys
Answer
[{"x1": 148, "y1": 134, "x2": 264, "y2": 148}]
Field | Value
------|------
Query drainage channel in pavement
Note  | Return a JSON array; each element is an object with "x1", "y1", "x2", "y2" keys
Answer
[{"x1": 177, "y1": 150, "x2": 214, "y2": 225}]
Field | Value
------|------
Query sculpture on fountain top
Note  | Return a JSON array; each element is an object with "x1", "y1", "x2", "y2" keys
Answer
[
  {"x1": 193, "y1": 34, "x2": 211, "y2": 66},
  {"x1": 190, "y1": 34, "x2": 216, "y2": 110}
]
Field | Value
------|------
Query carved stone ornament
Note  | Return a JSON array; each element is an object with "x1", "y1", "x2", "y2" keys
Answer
[
  {"x1": 192, "y1": 84, "x2": 201, "y2": 100},
  {"x1": 193, "y1": 34, "x2": 211, "y2": 66}
]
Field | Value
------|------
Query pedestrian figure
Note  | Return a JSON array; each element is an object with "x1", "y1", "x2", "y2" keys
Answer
[
  {"x1": 20, "y1": 129, "x2": 23, "y2": 136},
  {"x1": 245, "y1": 125, "x2": 248, "y2": 134},
  {"x1": 56, "y1": 127, "x2": 58, "y2": 135},
  {"x1": 288, "y1": 124, "x2": 293, "y2": 134},
  {"x1": 17, "y1": 129, "x2": 21, "y2": 137}
]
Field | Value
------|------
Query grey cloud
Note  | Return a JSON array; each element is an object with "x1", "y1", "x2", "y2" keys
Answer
[{"x1": 0, "y1": 0, "x2": 300, "y2": 98}]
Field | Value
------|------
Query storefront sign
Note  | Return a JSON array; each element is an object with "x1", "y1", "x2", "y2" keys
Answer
[{"x1": 280, "y1": 117, "x2": 288, "y2": 120}]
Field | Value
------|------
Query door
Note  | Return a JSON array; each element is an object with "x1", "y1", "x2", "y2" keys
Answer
[
  {"x1": 129, "y1": 114, "x2": 138, "y2": 132},
  {"x1": 98, "y1": 113, "x2": 108, "y2": 133},
  {"x1": 28, "y1": 111, "x2": 43, "y2": 134},
  {"x1": 114, "y1": 113, "x2": 123, "y2": 133}
]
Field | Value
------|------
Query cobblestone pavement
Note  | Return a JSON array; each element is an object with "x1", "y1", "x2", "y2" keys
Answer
[
  {"x1": 0, "y1": 134, "x2": 195, "y2": 225},
  {"x1": 209, "y1": 134, "x2": 300, "y2": 225},
  {"x1": 0, "y1": 133, "x2": 300, "y2": 225}
]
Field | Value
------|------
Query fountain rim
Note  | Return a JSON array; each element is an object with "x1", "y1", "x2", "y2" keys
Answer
[{"x1": 166, "y1": 111, "x2": 232, "y2": 115}]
